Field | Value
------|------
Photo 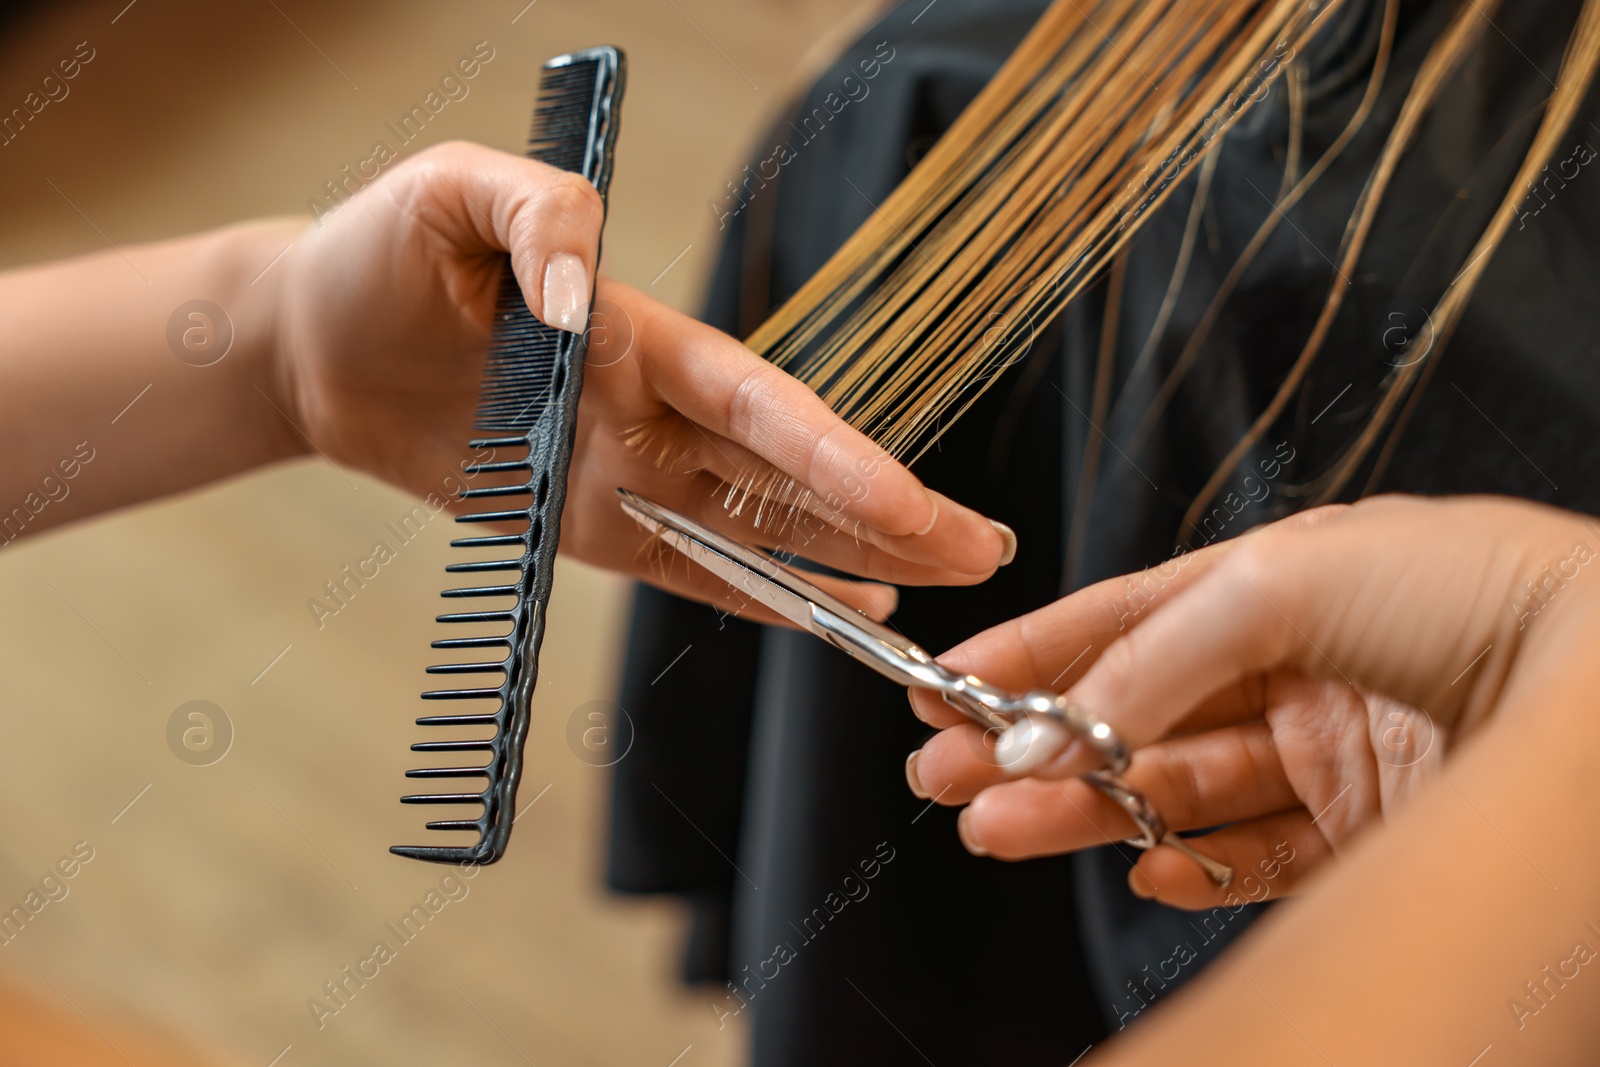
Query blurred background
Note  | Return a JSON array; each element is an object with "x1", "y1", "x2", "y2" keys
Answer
[{"x1": 0, "y1": 0, "x2": 886, "y2": 1062}]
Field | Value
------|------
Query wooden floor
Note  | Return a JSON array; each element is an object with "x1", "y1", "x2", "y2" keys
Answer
[{"x1": 0, "y1": 0, "x2": 881, "y2": 1062}]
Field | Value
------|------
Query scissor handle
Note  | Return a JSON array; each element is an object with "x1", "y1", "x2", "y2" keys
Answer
[
  {"x1": 937, "y1": 681, "x2": 1130, "y2": 775},
  {"x1": 940, "y1": 684, "x2": 1234, "y2": 889},
  {"x1": 806, "y1": 582, "x2": 1234, "y2": 887}
]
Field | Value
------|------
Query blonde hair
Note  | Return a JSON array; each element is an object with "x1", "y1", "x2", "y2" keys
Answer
[{"x1": 725, "y1": 0, "x2": 1600, "y2": 535}]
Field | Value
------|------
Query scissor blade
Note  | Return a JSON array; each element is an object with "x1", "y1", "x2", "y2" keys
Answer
[{"x1": 617, "y1": 489, "x2": 820, "y2": 632}]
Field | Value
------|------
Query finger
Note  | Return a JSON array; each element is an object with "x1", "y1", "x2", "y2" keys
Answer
[
  {"x1": 592, "y1": 452, "x2": 990, "y2": 587},
  {"x1": 388, "y1": 141, "x2": 605, "y2": 333},
  {"x1": 641, "y1": 471, "x2": 998, "y2": 587},
  {"x1": 912, "y1": 671, "x2": 1372, "y2": 812},
  {"x1": 605, "y1": 280, "x2": 1010, "y2": 555},
  {"x1": 1260, "y1": 673, "x2": 1386, "y2": 848},
  {"x1": 631, "y1": 413, "x2": 1005, "y2": 578},
  {"x1": 1029, "y1": 508, "x2": 1371, "y2": 777},
  {"x1": 907, "y1": 677, "x2": 1271, "y2": 804},
  {"x1": 1128, "y1": 810, "x2": 1332, "y2": 910},
  {"x1": 905, "y1": 504, "x2": 1356, "y2": 729},
  {"x1": 906, "y1": 536, "x2": 1246, "y2": 729},
  {"x1": 937, "y1": 723, "x2": 1299, "y2": 846}
]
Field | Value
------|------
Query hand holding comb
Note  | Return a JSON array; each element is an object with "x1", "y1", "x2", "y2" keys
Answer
[{"x1": 392, "y1": 47, "x2": 626, "y2": 865}]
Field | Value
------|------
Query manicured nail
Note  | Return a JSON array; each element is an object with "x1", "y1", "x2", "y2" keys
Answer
[
  {"x1": 1128, "y1": 867, "x2": 1157, "y2": 900},
  {"x1": 905, "y1": 751, "x2": 930, "y2": 800},
  {"x1": 990, "y1": 520, "x2": 1017, "y2": 566},
  {"x1": 993, "y1": 713, "x2": 1069, "y2": 778},
  {"x1": 956, "y1": 807, "x2": 988, "y2": 856},
  {"x1": 541, "y1": 252, "x2": 590, "y2": 333},
  {"x1": 914, "y1": 492, "x2": 939, "y2": 536}
]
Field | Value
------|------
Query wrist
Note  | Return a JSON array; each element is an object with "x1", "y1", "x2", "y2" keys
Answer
[{"x1": 225, "y1": 217, "x2": 313, "y2": 467}]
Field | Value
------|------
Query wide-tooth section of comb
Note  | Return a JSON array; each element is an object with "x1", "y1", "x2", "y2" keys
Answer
[{"x1": 393, "y1": 46, "x2": 625, "y2": 866}]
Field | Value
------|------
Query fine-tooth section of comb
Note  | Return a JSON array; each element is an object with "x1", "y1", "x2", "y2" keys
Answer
[{"x1": 392, "y1": 46, "x2": 625, "y2": 866}]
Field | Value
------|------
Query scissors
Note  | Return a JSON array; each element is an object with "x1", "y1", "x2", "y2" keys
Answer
[{"x1": 617, "y1": 488, "x2": 1233, "y2": 889}]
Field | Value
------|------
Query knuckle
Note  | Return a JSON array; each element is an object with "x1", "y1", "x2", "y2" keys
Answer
[
  {"x1": 1221, "y1": 537, "x2": 1282, "y2": 597},
  {"x1": 538, "y1": 171, "x2": 603, "y2": 222},
  {"x1": 1093, "y1": 634, "x2": 1144, "y2": 687},
  {"x1": 725, "y1": 367, "x2": 774, "y2": 440}
]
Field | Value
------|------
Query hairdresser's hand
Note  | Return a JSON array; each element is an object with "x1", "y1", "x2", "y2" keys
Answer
[
  {"x1": 905, "y1": 495, "x2": 1600, "y2": 908},
  {"x1": 272, "y1": 142, "x2": 1011, "y2": 618}
]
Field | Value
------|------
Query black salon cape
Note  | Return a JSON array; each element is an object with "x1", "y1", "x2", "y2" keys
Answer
[{"x1": 607, "y1": 1, "x2": 1600, "y2": 1063}]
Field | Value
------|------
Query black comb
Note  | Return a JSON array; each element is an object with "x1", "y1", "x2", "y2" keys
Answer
[{"x1": 391, "y1": 46, "x2": 626, "y2": 865}]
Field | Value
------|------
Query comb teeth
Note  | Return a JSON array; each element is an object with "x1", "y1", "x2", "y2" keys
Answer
[
  {"x1": 453, "y1": 510, "x2": 529, "y2": 525},
  {"x1": 401, "y1": 792, "x2": 486, "y2": 806},
  {"x1": 415, "y1": 712, "x2": 500, "y2": 727},
  {"x1": 458, "y1": 485, "x2": 531, "y2": 500},
  {"x1": 430, "y1": 635, "x2": 512, "y2": 650},
  {"x1": 395, "y1": 46, "x2": 625, "y2": 867},
  {"x1": 424, "y1": 662, "x2": 507, "y2": 675},
  {"x1": 399, "y1": 454, "x2": 528, "y2": 858},
  {"x1": 405, "y1": 766, "x2": 491, "y2": 779},
  {"x1": 411, "y1": 739, "x2": 496, "y2": 752},
  {"x1": 473, "y1": 47, "x2": 621, "y2": 436},
  {"x1": 450, "y1": 534, "x2": 524, "y2": 549},
  {"x1": 463, "y1": 459, "x2": 532, "y2": 475},
  {"x1": 444, "y1": 559, "x2": 523, "y2": 574},
  {"x1": 435, "y1": 610, "x2": 516, "y2": 625},
  {"x1": 440, "y1": 585, "x2": 519, "y2": 599}
]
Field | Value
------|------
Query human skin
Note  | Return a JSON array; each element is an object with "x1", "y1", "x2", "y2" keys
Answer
[
  {"x1": 0, "y1": 141, "x2": 1012, "y2": 619},
  {"x1": 906, "y1": 495, "x2": 1600, "y2": 1063}
]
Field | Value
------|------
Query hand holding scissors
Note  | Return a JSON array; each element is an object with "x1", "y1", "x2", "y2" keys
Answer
[{"x1": 618, "y1": 488, "x2": 1235, "y2": 888}]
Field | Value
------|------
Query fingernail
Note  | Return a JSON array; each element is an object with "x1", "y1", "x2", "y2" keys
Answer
[
  {"x1": 993, "y1": 713, "x2": 1069, "y2": 778},
  {"x1": 956, "y1": 808, "x2": 988, "y2": 857},
  {"x1": 914, "y1": 492, "x2": 939, "y2": 536},
  {"x1": 541, "y1": 252, "x2": 590, "y2": 333},
  {"x1": 1128, "y1": 867, "x2": 1157, "y2": 900},
  {"x1": 905, "y1": 751, "x2": 931, "y2": 800},
  {"x1": 990, "y1": 520, "x2": 1018, "y2": 566}
]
